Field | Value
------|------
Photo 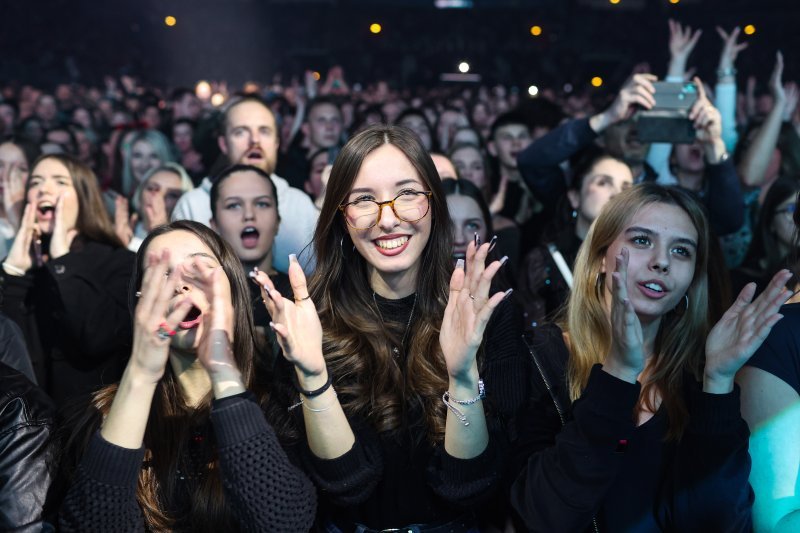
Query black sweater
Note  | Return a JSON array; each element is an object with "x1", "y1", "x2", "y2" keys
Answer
[
  {"x1": 59, "y1": 392, "x2": 317, "y2": 532},
  {"x1": 511, "y1": 324, "x2": 753, "y2": 532},
  {"x1": 0, "y1": 238, "x2": 135, "y2": 402},
  {"x1": 293, "y1": 294, "x2": 530, "y2": 530}
]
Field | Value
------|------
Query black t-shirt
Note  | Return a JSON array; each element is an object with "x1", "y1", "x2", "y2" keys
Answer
[{"x1": 747, "y1": 302, "x2": 800, "y2": 395}]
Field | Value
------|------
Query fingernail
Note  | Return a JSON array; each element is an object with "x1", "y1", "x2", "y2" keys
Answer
[
  {"x1": 500, "y1": 255, "x2": 509, "y2": 266},
  {"x1": 289, "y1": 253, "x2": 297, "y2": 263},
  {"x1": 473, "y1": 232, "x2": 479, "y2": 246},
  {"x1": 268, "y1": 321, "x2": 276, "y2": 330},
  {"x1": 248, "y1": 271, "x2": 257, "y2": 278},
  {"x1": 456, "y1": 258, "x2": 465, "y2": 269},
  {"x1": 254, "y1": 266, "x2": 259, "y2": 273},
  {"x1": 503, "y1": 288, "x2": 514, "y2": 300},
  {"x1": 488, "y1": 235, "x2": 498, "y2": 252}
]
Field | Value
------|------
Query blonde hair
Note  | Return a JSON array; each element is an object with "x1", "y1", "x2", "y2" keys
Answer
[{"x1": 560, "y1": 183, "x2": 710, "y2": 439}]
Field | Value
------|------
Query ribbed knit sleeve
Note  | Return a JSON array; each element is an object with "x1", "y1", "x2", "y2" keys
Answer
[
  {"x1": 58, "y1": 432, "x2": 147, "y2": 533},
  {"x1": 211, "y1": 392, "x2": 317, "y2": 532}
]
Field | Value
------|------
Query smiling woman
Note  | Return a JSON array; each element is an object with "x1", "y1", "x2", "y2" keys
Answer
[
  {"x1": 250, "y1": 124, "x2": 530, "y2": 531},
  {"x1": 0, "y1": 154, "x2": 134, "y2": 402},
  {"x1": 512, "y1": 183, "x2": 792, "y2": 531}
]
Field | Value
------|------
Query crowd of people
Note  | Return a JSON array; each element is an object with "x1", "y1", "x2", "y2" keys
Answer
[{"x1": 0, "y1": 18, "x2": 798, "y2": 533}]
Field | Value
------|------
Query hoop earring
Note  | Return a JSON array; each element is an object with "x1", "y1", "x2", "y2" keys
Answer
[
  {"x1": 673, "y1": 293, "x2": 689, "y2": 315},
  {"x1": 340, "y1": 235, "x2": 356, "y2": 256}
]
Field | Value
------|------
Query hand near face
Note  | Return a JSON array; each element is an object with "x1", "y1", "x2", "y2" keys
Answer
[
  {"x1": 188, "y1": 260, "x2": 242, "y2": 390},
  {"x1": 143, "y1": 192, "x2": 168, "y2": 232},
  {"x1": 591, "y1": 74, "x2": 656, "y2": 133},
  {"x1": 113, "y1": 194, "x2": 136, "y2": 246},
  {"x1": 130, "y1": 249, "x2": 193, "y2": 383},
  {"x1": 47, "y1": 191, "x2": 79, "y2": 260},
  {"x1": 439, "y1": 239, "x2": 510, "y2": 384},
  {"x1": 603, "y1": 247, "x2": 646, "y2": 384},
  {"x1": 254, "y1": 255, "x2": 326, "y2": 381},
  {"x1": 688, "y1": 78, "x2": 724, "y2": 155},
  {"x1": 4, "y1": 203, "x2": 38, "y2": 274},
  {"x1": 704, "y1": 269, "x2": 792, "y2": 393}
]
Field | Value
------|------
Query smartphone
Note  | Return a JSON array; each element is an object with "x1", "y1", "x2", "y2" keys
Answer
[{"x1": 634, "y1": 81, "x2": 698, "y2": 144}]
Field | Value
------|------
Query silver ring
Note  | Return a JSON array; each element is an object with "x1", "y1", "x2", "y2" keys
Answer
[
  {"x1": 157, "y1": 330, "x2": 171, "y2": 340},
  {"x1": 469, "y1": 294, "x2": 476, "y2": 300}
]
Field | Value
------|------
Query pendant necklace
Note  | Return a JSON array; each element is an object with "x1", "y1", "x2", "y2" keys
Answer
[{"x1": 373, "y1": 292, "x2": 418, "y2": 357}]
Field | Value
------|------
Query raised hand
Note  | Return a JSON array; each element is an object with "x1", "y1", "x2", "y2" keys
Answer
[
  {"x1": 716, "y1": 26, "x2": 748, "y2": 78},
  {"x1": 688, "y1": 77, "x2": 725, "y2": 160},
  {"x1": 113, "y1": 194, "x2": 136, "y2": 246},
  {"x1": 186, "y1": 259, "x2": 245, "y2": 398},
  {"x1": 439, "y1": 238, "x2": 510, "y2": 384},
  {"x1": 769, "y1": 51, "x2": 786, "y2": 103},
  {"x1": 253, "y1": 254, "x2": 326, "y2": 382},
  {"x1": 668, "y1": 19, "x2": 702, "y2": 71},
  {"x1": 488, "y1": 173, "x2": 508, "y2": 216},
  {"x1": 4, "y1": 203, "x2": 37, "y2": 275},
  {"x1": 143, "y1": 192, "x2": 168, "y2": 231},
  {"x1": 704, "y1": 269, "x2": 792, "y2": 393},
  {"x1": 130, "y1": 249, "x2": 193, "y2": 382},
  {"x1": 783, "y1": 82, "x2": 799, "y2": 123},
  {"x1": 603, "y1": 248, "x2": 645, "y2": 384},
  {"x1": 48, "y1": 191, "x2": 79, "y2": 259},
  {"x1": 590, "y1": 74, "x2": 656, "y2": 133}
]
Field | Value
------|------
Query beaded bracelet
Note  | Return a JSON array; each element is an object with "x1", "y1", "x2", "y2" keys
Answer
[{"x1": 442, "y1": 379, "x2": 486, "y2": 426}]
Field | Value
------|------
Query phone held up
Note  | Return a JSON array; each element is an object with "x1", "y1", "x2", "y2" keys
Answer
[{"x1": 633, "y1": 81, "x2": 698, "y2": 144}]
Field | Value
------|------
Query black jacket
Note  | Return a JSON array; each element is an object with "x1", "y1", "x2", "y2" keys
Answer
[
  {"x1": 512, "y1": 324, "x2": 753, "y2": 532},
  {"x1": 0, "y1": 238, "x2": 135, "y2": 403},
  {"x1": 0, "y1": 361, "x2": 55, "y2": 532}
]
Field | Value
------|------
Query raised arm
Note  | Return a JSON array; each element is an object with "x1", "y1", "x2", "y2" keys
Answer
[
  {"x1": 716, "y1": 26, "x2": 748, "y2": 151},
  {"x1": 739, "y1": 52, "x2": 798, "y2": 188}
]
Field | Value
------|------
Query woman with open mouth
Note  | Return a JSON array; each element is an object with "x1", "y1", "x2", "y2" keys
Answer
[
  {"x1": 57, "y1": 220, "x2": 316, "y2": 532},
  {"x1": 251, "y1": 124, "x2": 529, "y2": 531},
  {"x1": 0, "y1": 153, "x2": 135, "y2": 403},
  {"x1": 511, "y1": 183, "x2": 791, "y2": 531}
]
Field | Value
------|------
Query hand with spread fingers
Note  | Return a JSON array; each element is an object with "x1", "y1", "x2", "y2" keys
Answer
[
  {"x1": 251, "y1": 254, "x2": 326, "y2": 380},
  {"x1": 590, "y1": 73, "x2": 656, "y2": 133},
  {"x1": 603, "y1": 247, "x2": 646, "y2": 384},
  {"x1": 439, "y1": 237, "x2": 510, "y2": 384},
  {"x1": 668, "y1": 19, "x2": 702, "y2": 79},
  {"x1": 4, "y1": 203, "x2": 38, "y2": 275},
  {"x1": 130, "y1": 249, "x2": 193, "y2": 383},
  {"x1": 704, "y1": 269, "x2": 792, "y2": 393}
]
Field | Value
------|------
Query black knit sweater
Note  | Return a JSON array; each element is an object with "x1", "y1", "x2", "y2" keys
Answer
[
  {"x1": 295, "y1": 293, "x2": 530, "y2": 530},
  {"x1": 59, "y1": 392, "x2": 317, "y2": 532}
]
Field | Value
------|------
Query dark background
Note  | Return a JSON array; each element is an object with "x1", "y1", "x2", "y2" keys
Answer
[{"x1": 1, "y1": 0, "x2": 791, "y2": 92}]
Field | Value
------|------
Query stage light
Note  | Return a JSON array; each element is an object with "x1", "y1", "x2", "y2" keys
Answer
[
  {"x1": 564, "y1": 83, "x2": 573, "y2": 93},
  {"x1": 669, "y1": 0, "x2": 680, "y2": 4},
  {"x1": 744, "y1": 24, "x2": 756, "y2": 35},
  {"x1": 609, "y1": 0, "x2": 620, "y2": 4},
  {"x1": 528, "y1": 85, "x2": 539, "y2": 97},
  {"x1": 195, "y1": 81, "x2": 211, "y2": 100},
  {"x1": 211, "y1": 93, "x2": 225, "y2": 107},
  {"x1": 458, "y1": 62, "x2": 470, "y2": 73},
  {"x1": 370, "y1": 23, "x2": 382, "y2": 34},
  {"x1": 313, "y1": 71, "x2": 321, "y2": 81},
  {"x1": 591, "y1": 76, "x2": 603, "y2": 87},
  {"x1": 530, "y1": 25, "x2": 542, "y2": 36},
  {"x1": 164, "y1": 16, "x2": 177, "y2": 27}
]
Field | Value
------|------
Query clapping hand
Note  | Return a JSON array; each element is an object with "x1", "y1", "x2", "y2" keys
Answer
[
  {"x1": 704, "y1": 269, "x2": 792, "y2": 393},
  {"x1": 439, "y1": 237, "x2": 510, "y2": 385},
  {"x1": 603, "y1": 248, "x2": 646, "y2": 384}
]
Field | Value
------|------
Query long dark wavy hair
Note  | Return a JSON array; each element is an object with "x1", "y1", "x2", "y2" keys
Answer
[
  {"x1": 307, "y1": 124, "x2": 456, "y2": 441},
  {"x1": 57, "y1": 221, "x2": 285, "y2": 531}
]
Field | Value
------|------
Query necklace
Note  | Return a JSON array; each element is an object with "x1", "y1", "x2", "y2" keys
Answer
[{"x1": 372, "y1": 292, "x2": 418, "y2": 357}]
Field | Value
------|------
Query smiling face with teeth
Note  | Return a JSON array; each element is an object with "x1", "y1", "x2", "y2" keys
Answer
[
  {"x1": 344, "y1": 143, "x2": 433, "y2": 298},
  {"x1": 601, "y1": 202, "x2": 698, "y2": 325}
]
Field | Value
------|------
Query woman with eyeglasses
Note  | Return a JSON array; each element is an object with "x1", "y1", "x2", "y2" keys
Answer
[{"x1": 251, "y1": 124, "x2": 529, "y2": 531}]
